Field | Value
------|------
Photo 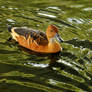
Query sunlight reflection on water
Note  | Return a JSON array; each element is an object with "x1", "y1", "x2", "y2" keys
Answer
[
  {"x1": 28, "y1": 63, "x2": 48, "y2": 68},
  {"x1": 83, "y1": 7, "x2": 92, "y2": 11},
  {"x1": 46, "y1": 6, "x2": 61, "y2": 10},
  {"x1": 67, "y1": 18, "x2": 84, "y2": 24},
  {"x1": 38, "y1": 13, "x2": 56, "y2": 18}
]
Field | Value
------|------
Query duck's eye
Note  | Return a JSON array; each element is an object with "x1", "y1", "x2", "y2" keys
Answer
[{"x1": 51, "y1": 30, "x2": 53, "y2": 32}]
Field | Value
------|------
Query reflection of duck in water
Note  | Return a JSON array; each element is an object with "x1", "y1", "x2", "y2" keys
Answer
[
  {"x1": 8, "y1": 25, "x2": 63, "y2": 53},
  {"x1": 18, "y1": 46, "x2": 62, "y2": 66}
]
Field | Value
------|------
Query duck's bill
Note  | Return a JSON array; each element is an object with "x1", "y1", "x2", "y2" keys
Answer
[{"x1": 55, "y1": 33, "x2": 64, "y2": 43}]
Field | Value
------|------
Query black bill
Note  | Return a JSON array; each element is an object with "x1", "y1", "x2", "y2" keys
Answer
[{"x1": 55, "y1": 33, "x2": 64, "y2": 43}]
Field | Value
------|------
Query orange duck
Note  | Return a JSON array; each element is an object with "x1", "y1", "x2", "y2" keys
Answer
[{"x1": 8, "y1": 25, "x2": 63, "y2": 53}]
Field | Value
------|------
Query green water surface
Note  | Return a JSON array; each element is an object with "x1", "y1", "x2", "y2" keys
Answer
[{"x1": 0, "y1": 0, "x2": 92, "y2": 92}]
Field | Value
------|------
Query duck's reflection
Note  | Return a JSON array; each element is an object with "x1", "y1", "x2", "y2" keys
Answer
[{"x1": 18, "y1": 46, "x2": 61, "y2": 68}]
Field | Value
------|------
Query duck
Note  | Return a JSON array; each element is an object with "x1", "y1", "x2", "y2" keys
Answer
[{"x1": 8, "y1": 25, "x2": 63, "y2": 53}]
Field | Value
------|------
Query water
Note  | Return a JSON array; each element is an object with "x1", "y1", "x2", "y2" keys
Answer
[{"x1": 0, "y1": 0, "x2": 92, "y2": 92}]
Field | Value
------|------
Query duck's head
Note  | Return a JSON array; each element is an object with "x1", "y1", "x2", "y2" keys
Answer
[{"x1": 46, "y1": 25, "x2": 63, "y2": 42}]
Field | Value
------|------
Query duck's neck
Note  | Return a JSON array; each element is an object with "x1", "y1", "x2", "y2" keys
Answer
[
  {"x1": 48, "y1": 38, "x2": 61, "y2": 53},
  {"x1": 49, "y1": 38, "x2": 55, "y2": 44}
]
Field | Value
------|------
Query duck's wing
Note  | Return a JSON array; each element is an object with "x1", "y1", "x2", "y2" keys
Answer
[{"x1": 13, "y1": 27, "x2": 48, "y2": 45}]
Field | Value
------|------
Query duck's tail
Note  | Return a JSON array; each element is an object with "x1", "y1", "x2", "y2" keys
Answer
[{"x1": 7, "y1": 25, "x2": 12, "y2": 32}]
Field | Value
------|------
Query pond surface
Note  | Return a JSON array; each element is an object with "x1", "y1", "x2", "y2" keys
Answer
[{"x1": 0, "y1": 0, "x2": 92, "y2": 92}]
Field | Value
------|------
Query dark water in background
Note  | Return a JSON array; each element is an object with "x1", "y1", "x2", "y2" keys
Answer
[{"x1": 0, "y1": 0, "x2": 92, "y2": 92}]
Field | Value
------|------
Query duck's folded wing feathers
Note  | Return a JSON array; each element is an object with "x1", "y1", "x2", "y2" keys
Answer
[{"x1": 13, "y1": 27, "x2": 48, "y2": 45}]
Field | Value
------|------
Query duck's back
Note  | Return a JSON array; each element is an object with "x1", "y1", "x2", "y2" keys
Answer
[{"x1": 10, "y1": 27, "x2": 49, "y2": 52}]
